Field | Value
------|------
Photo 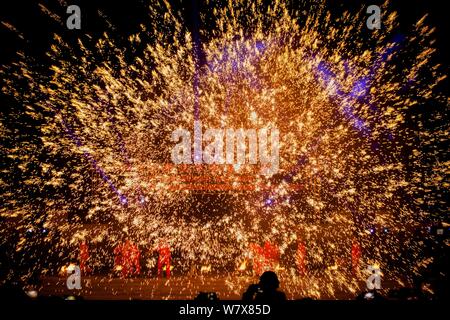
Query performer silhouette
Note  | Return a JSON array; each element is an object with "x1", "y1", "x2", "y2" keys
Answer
[{"x1": 156, "y1": 240, "x2": 171, "y2": 278}]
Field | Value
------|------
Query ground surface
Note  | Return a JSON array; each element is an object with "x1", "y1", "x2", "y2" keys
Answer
[{"x1": 38, "y1": 275, "x2": 403, "y2": 300}]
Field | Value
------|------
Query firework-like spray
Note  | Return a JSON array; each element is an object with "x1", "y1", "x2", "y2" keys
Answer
[{"x1": 0, "y1": 0, "x2": 447, "y2": 299}]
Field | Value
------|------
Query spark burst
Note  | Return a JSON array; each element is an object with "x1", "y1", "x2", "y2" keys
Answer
[{"x1": 0, "y1": 0, "x2": 448, "y2": 299}]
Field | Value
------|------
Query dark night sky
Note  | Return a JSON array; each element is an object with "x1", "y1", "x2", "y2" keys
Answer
[{"x1": 0, "y1": 1, "x2": 448, "y2": 70}]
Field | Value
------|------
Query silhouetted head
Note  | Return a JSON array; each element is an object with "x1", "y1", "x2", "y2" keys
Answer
[{"x1": 259, "y1": 271, "x2": 280, "y2": 291}]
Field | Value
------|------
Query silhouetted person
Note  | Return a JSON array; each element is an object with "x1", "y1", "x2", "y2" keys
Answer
[{"x1": 242, "y1": 271, "x2": 286, "y2": 302}]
